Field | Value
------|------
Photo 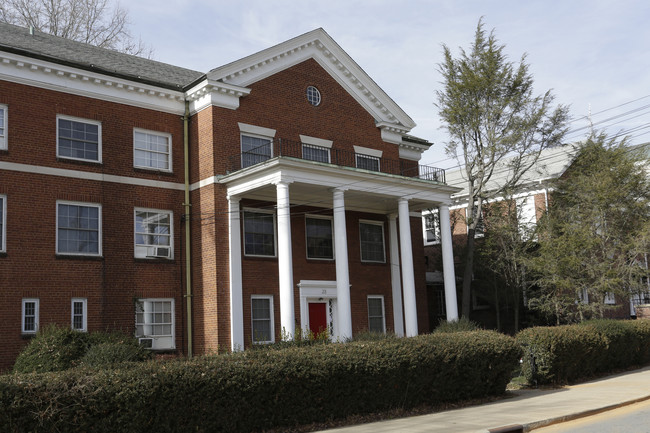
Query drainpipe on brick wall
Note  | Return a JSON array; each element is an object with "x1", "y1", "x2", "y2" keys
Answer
[{"x1": 183, "y1": 100, "x2": 193, "y2": 359}]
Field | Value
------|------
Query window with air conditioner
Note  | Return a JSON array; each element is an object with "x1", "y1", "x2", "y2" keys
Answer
[
  {"x1": 134, "y1": 209, "x2": 173, "y2": 259},
  {"x1": 135, "y1": 299, "x2": 175, "y2": 350}
]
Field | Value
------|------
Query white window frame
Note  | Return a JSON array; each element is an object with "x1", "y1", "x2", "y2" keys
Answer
[
  {"x1": 423, "y1": 210, "x2": 440, "y2": 245},
  {"x1": 0, "y1": 194, "x2": 5, "y2": 253},
  {"x1": 353, "y1": 145, "x2": 382, "y2": 172},
  {"x1": 305, "y1": 215, "x2": 334, "y2": 260},
  {"x1": 133, "y1": 128, "x2": 172, "y2": 172},
  {"x1": 604, "y1": 292, "x2": 616, "y2": 305},
  {"x1": 367, "y1": 295, "x2": 386, "y2": 334},
  {"x1": 56, "y1": 201, "x2": 102, "y2": 256},
  {"x1": 134, "y1": 208, "x2": 173, "y2": 259},
  {"x1": 300, "y1": 135, "x2": 332, "y2": 164},
  {"x1": 135, "y1": 298, "x2": 175, "y2": 350},
  {"x1": 359, "y1": 220, "x2": 386, "y2": 263},
  {"x1": 71, "y1": 298, "x2": 88, "y2": 332},
  {"x1": 22, "y1": 298, "x2": 39, "y2": 334},
  {"x1": 243, "y1": 208, "x2": 277, "y2": 257},
  {"x1": 56, "y1": 115, "x2": 102, "y2": 163},
  {"x1": 238, "y1": 123, "x2": 276, "y2": 169},
  {"x1": 0, "y1": 104, "x2": 7, "y2": 150},
  {"x1": 251, "y1": 295, "x2": 275, "y2": 344}
]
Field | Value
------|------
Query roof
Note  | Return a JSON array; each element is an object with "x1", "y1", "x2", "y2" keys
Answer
[
  {"x1": 445, "y1": 144, "x2": 578, "y2": 200},
  {"x1": 0, "y1": 21, "x2": 204, "y2": 90}
]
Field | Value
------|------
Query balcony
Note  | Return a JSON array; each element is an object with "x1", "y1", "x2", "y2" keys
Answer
[{"x1": 227, "y1": 138, "x2": 446, "y2": 183}]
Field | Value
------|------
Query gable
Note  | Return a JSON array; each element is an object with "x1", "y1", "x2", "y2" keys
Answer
[{"x1": 186, "y1": 28, "x2": 416, "y2": 146}]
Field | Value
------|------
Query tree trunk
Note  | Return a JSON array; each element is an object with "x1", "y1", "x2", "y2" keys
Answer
[{"x1": 461, "y1": 229, "x2": 476, "y2": 318}]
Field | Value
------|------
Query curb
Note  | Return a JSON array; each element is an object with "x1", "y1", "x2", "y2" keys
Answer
[{"x1": 478, "y1": 394, "x2": 650, "y2": 433}]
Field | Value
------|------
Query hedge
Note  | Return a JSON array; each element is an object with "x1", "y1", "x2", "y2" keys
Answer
[
  {"x1": 516, "y1": 319, "x2": 650, "y2": 385},
  {"x1": 0, "y1": 330, "x2": 520, "y2": 433}
]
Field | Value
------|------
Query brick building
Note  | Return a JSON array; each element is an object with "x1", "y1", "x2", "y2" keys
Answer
[{"x1": 0, "y1": 23, "x2": 460, "y2": 370}]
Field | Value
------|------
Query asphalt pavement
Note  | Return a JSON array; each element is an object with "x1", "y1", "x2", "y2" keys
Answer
[{"x1": 317, "y1": 365, "x2": 650, "y2": 433}]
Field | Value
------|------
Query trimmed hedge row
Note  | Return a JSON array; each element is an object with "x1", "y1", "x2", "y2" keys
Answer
[
  {"x1": 516, "y1": 319, "x2": 650, "y2": 385},
  {"x1": 0, "y1": 331, "x2": 520, "y2": 433}
]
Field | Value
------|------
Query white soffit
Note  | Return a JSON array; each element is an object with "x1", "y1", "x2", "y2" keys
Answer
[{"x1": 205, "y1": 28, "x2": 416, "y2": 131}]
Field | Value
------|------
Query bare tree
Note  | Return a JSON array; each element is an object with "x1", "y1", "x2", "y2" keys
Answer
[{"x1": 1, "y1": 0, "x2": 152, "y2": 57}]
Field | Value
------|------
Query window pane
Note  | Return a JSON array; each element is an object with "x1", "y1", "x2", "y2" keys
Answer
[
  {"x1": 58, "y1": 118, "x2": 99, "y2": 161},
  {"x1": 241, "y1": 135, "x2": 271, "y2": 168},
  {"x1": 360, "y1": 222, "x2": 385, "y2": 262},
  {"x1": 368, "y1": 298, "x2": 385, "y2": 333},
  {"x1": 135, "y1": 300, "x2": 173, "y2": 338},
  {"x1": 134, "y1": 131, "x2": 170, "y2": 170},
  {"x1": 306, "y1": 218, "x2": 333, "y2": 259},
  {"x1": 303, "y1": 144, "x2": 329, "y2": 163},
  {"x1": 135, "y1": 210, "x2": 172, "y2": 258},
  {"x1": 244, "y1": 211, "x2": 275, "y2": 256},
  {"x1": 0, "y1": 197, "x2": 4, "y2": 250},
  {"x1": 356, "y1": 154, "x2": 380, "y2": 171},
  {"x1": 252, "y1": 298, "x2": 272, "y2": 342},
  {"x1": 57, "y1": 204, "x2": 100, "y2": 254}
]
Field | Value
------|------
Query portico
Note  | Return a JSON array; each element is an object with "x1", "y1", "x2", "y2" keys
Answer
[{"x1": 223, "y1": 157, "x2": 459, "y2": 349}]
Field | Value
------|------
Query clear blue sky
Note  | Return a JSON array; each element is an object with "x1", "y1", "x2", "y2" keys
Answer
[{"x1": 126, "y1": 0, "x2": 650, "y2": 169}]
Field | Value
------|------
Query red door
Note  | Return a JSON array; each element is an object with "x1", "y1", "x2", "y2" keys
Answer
[{"x1": 308, "y1": 302, "x2": 327, "y2": 337}]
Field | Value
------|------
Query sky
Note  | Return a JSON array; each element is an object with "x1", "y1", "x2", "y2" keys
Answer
[{"x1": 126, "y1": 0, "x2": 650, "y2": 169}]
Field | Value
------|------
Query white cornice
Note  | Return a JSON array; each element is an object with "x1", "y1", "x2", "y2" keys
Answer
[
  {"x1": 206, "y1": 28, "x2": 416, "y2": 133},
  {"x1": 185, "y1": 78, "x2": 251, "y2": 113},
  {"x1": 0, "y1": 52, "x2": 186, "y2": 114}
]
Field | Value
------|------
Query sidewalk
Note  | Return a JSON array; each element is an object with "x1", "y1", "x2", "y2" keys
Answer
[{"x1": 317, "y1": 366, "x2": 650, "y2": 433}]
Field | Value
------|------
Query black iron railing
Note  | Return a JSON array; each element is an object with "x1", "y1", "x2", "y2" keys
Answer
[{"x1": 228, "y1": 138, "x2": 446, "y2": 183}]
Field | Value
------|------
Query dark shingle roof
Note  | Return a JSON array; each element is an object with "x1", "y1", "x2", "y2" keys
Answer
[{"x1": 0, "y1": 21, "x2": 205, "y2": 90}]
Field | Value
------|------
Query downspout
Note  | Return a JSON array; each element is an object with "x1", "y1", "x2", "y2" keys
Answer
[{"x1": 183, "y1": 100, "x2": 193, "y2": 358}]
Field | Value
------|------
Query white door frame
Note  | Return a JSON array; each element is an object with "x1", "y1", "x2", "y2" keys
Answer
[{"x1": 298, "y1": 280, "x2": 339, "y2": 339}]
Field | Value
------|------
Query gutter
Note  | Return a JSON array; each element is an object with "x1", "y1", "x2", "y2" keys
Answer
[{"x1": 183, "y1": 100, "x2": 193, "y2": 358}]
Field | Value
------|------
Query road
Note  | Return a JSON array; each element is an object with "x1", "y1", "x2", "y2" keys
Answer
[{"x1": 534, "y1": 399, "x2": 650, "y2": 433}]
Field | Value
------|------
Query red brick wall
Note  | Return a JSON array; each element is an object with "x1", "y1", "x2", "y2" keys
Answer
[{"x1": 0, "y1": 81, "x2": 185, "y2": 371}]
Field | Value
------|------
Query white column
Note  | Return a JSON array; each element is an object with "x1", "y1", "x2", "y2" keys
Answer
[
  {"x1": 388, "y1": 214, "x2": 405, "y2": 337},
  {"x1": 333, "y1": 188, "x2": 352, "y2": 340},
  {"x1": 228, "y1": 196, "x2": 244, "y2": 351},
  {"x1": 439, "y1": 204, "x2": 459, "y2": 321},
  {"x1": 398, "y1": 198, "x2": 418, "y2": 337},
  {"x1": 276, "y1": 181, "x2": 295, "y2": 339}
]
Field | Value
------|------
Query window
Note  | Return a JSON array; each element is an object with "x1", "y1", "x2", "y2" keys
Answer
[
  {"x1": 57, "y1": 116, "x2": 101, "y2": 162},
  {"x1": 71, "y1": 298, "x2": 87, "y2": 332},
  {"x1": 22, "y1": 298, "x2": 39, "y2": 334},
  {"x1": 0, "y1": 104, "x2": 7, "y2": 150},
  {"x1": 243, "y1": 210, "x2": 276, "y2": 257},
  {"x1": 306, "y1": 216, "x2": 333, "y2": 259},
  {"x1": 251, "y1": 295, "x2": 274, "y2": 343},
  {"x1": 356, "y1": 154, "x2": 380, "y2": 172},
  {"x1": 135, "y1": 299, "x2": 175, "y2": 350},
  {"x1": 135, "y1": 209, "x2": 173, "y2": 259},
  {"x1": 302, "y1": 144, "x2": 330, "y2": 163},
  {"x1": 56, "y1": 202, "x2": 101, "y2": 256},
  {"x1": 134, "y1": 129, "x2": 171, "y2": 171},
  {"x1": 241, "y1": 135, "x2": 272, "y2": 168},
  {"x1": 604, "y1": 292, "x2": 616, "y2": 305},
  {"x1": 359, "y1": 221, "x2": 385, "y2": 263},
  {"x1": 367, "y1": 296, "x2": 386, "y2": 334},
  {"x1": 306, "y1": 86, "x2": 321, "y2": 106},
  {"x1": 423, "y1": 210, "x2": 440, "y2": 244},
  {"x1": 0, "y1": 195, "x2": 5, "y2": 253}
]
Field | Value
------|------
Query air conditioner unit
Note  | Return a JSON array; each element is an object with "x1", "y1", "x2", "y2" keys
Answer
[
  {"x1": 138, "y1": 337, "x2": 153, "y2": 349},
  {"x1": 147, "y1": 247, "x2": 169, "y2": 258}
]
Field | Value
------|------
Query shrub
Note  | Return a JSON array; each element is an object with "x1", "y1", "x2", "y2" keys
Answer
[
  {"x1": 434, "y1": 317, "x2": 480, "y2": 333},
  {"x1": 516, "y1": 319, "x2": 650, "y2": 385},
  {"x1": 1, "y1": 330, "x2": 520, "y2": 433},
  {"x1": 13, "y1": 325, "x2": 91, "y2": 373},
  {"x1": 13, "y1": 326, "x2": 150, "y2": 373}
]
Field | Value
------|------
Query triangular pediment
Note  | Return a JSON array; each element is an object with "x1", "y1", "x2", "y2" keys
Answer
[{"x1": 190, "y1": 28, "x2": 415, "y2": 138}]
